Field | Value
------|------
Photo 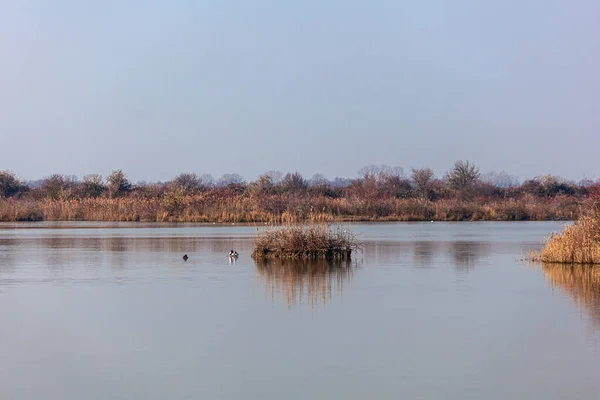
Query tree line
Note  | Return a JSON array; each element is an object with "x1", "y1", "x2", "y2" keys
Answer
[{"x1": 0, "y1": 161, "x2": 595, "y2": 201}]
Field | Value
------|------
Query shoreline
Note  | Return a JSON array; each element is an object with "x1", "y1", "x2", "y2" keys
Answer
[
  {"x1": 0, "y1": 219, "x2": 571, "y2": 227},
  {"x1": 0, "y1": 192, "x2": 584, "y2": 224}
]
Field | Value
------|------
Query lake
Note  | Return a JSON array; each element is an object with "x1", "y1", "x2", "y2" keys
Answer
[{"x1": 1, "y1": 221, "x2": 599, "y2": 400}]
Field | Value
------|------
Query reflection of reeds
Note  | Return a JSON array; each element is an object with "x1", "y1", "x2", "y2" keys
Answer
[
  {"x1": 542, "y1": 263, "x2": 600, "y2": 328},
  {"x1": 255, "y1": 258, "x2": 356, "y2": 308}
]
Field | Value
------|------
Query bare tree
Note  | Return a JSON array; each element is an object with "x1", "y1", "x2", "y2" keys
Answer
[
  {"x1": 199, "y1": 174, "x2": 214, "y2": 188},
  {"x1": 308, "y1": 173, "x2": 329, "y2": 187},
  {"x1": 380, "y1": 175, "x2": 412, "y2": 198},
  {"x1": 254, "y1": 173, "x2": 276, "y2": 194},
  {"x1": 578, "y1": 178, "x2": 595, "y2": 188},
  {"x1": 537, "y1": 175, "x2": 575, "y2": 196},
  {"x1": 81, "y1": 174, "x2": 106, "y2": 198},
  {"x1": 40, "y1": 174, "x2": 77, "y2": 200},
  {"x1": 358, "y1": 165, "x2": 404, "y2": 181},
  {"x1": 172, "y1": 173, "x2": 202, "y2": 191},
  {"x1": 382, "y1": 165, "x2": 405, "y2": 179},
  {"x1": 263, "y1": 170, "x2": 283, "y2": 185},
  {"x1": 481, "y1": 171, "x2": 520, "y2": 188},
  {"x1": 281, "y1": 172, "x2": 308, "y2": 193},
  {"x1": 330, "y1": 177, "x2": 352, "y2": 188},
  {"x1": 107, "y1": 170, "x2": 132, "y2": 198},
  {"x1": 358, "y1": 165, "x2": 381, "y2": 179},
  {"x1": 217, "y1": 173, "x2": 244, "y2": 187},
  {"x1": 446, "y1": 161, "x2": 480, "y2": 192},
  {"x1": 411, "y1": 168, "x2": 435, "y2": 199}
]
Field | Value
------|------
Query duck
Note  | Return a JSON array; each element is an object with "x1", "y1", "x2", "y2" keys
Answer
[
  {"x1": 229, "y1": 250, "x2": 239, "y2": 258},
  {"x1": 183, "y1": 254, "x2": 189, "y2": 261}
]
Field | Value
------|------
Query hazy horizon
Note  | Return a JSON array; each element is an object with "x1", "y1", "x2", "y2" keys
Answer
[{"x1": 2, "y1": 1, "x2": 599, "y2": 183}]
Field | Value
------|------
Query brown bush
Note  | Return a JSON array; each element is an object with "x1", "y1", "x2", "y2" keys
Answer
[{"x1": 252, "y1": 224, "x2": 361, "y2": 260}]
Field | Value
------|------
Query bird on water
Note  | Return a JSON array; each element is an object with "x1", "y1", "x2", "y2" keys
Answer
[
  {"x1": 183, "y1": 254, "x2": 189, "y2": 261},
  {"x1": 229, "y1": 250, "x2": 239, "y2": 258}
]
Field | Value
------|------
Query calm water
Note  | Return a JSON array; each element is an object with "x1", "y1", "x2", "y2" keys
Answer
[{"x1": 1, "y1": 221, "x2": 599, "y2": 400}]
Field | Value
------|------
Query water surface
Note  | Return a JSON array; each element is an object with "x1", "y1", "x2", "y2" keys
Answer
[{"x1": 1, "y1": 221, "x2": 599, "y2": 400}]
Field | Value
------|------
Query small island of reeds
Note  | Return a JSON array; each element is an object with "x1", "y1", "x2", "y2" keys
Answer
[
  {"x1": 252, "y1": 224, "x2": 361, "y2": 260},
  {"x1": 530, "y1": 205, "x2": 600, "y2": 264}
]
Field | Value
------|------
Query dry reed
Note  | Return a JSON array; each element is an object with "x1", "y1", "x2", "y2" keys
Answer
[
  {"x1": 0, "y1": 192, "x2": 583, "y2": 223},
  {"x1": 252, "y1": 224, "x2": 361, "y2": 259},
  {"x1": 530, "y1": 214, "x2": 600, "y2": 264}
]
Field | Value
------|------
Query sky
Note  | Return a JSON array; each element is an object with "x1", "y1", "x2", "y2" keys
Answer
[{"x1": 1, "y1": 0, "x2": 599, "y2": 183}]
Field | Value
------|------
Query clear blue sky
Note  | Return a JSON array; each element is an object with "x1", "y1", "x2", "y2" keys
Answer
[{"x1": 1, "y1": 1, "x2": 599, "y2": 182}]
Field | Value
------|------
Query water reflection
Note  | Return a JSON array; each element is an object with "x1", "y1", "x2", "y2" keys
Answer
[
  {"x1": 254, "y1": 258, "x2": 356, "y2": 309},
  {"x1": 0, "y1": 236, "x2": 251, "y2": 270},
  {"x1": 0, "y1": 244, "x2": 16, "y2": 276},
  {"x1": 542, "y1": 263, "x2": 600, "y2": 329},
  {"x1": 450, "y1": 241, "x2": 492, "y2": 272},
  {"x1": 363, "y1": 240, "x2": 492, "y2": 271},
  {"x1": 412, "y1": 241, "x2": 435, "y2": 267}
]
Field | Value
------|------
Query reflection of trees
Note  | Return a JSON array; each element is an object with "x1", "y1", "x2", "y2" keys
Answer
[
  {"x1": 542, "y1": 264, "x2": 600, "y2": 329},
  {"x1": 362, "y1": 240, "x2": 491, "y2": 271},
  {"x1": 412, "y1": 241, "x2": 434, "y2": 267},
  {"x1": 0, "y1": 236, "x2": 251, "y2": 271},
  {"x1": 0, "y1": 238, "x2": 16, "y2": 275},
  {"x1": 254, "y1": 258, "x2": 356, "y2": 309},
  {"x1": 450, "y1": 241, "x2": 491, "y2": 272}
]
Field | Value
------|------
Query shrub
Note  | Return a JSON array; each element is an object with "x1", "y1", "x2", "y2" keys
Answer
[
  {"x1": 107, "y1": 170, "x2": 132, "y2": 198},
  {"x1": 0, "y1": 170, "x2": 28, "y2": 198},
  {"x1": 81, "y1": 174, "x2": 106, "y2": 198},
  {"x1": 39, "y1": 174, "x2": 76, "y2": 200},
  {"x1": 172, "y1": 173, "x2": 202, "y2": 191}
]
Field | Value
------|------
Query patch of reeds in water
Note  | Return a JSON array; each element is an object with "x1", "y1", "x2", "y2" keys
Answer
[
  {"x1": 255, "y1": 258, "x2": 356, "y2": 308},
  {"x1": 251, "y1": 224, "x2": 361, "y2": 260},
  {"x1": 530, "y1": 214, "x2": 600, "y2": 264}
]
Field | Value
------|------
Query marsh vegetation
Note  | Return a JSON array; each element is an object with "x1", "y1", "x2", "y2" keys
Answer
[
  {"x1": 0, "y1": 161, "x2": 596, "y2": 223},
  {"x1": 530, "y1": 202, "x2": 600, "y2": 264},
  {"x1": 252, "y1": 224, "x2": 361, "y2": 260}
]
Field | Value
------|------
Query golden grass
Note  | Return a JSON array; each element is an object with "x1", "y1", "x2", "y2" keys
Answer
[
  {"x1": 0, "y1": 192, "x2": 582, "y2": 223},
  {"x1": 252, "y1": 224, "x2": 361, "y2": 259},
  {"x1": 530, "y1": 215, "x2": 600, "y2": 264}
]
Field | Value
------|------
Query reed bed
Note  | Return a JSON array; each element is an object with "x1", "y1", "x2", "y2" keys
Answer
[
  {"x1": 0, "y1": 194, "x2": 581, "y2": 223},
  {"x1": 252, "y1": 224, "x2": 361, "y2": 260},
  {"x1": 530, "y1": 214, "x2": 600, "y2": 264}
]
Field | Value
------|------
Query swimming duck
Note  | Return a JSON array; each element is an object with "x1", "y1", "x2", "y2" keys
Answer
[
  {"x1": 183, "y1": 254, "x2": 189, "y2": 261},
  {"x1": 229, "y1": 250, "x2": 239, "y2": 258}
]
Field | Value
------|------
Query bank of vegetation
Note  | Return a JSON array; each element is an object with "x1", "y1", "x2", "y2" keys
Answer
[
  {"x1": 252, "y1": 224, "x2": 360, "y2": 260},
  {"x1": 530, "y1": 202, "x2": 600, "y2": 264},
  {"x1": 0, "y1": 161, "x2": 597, "y2": 223}
]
